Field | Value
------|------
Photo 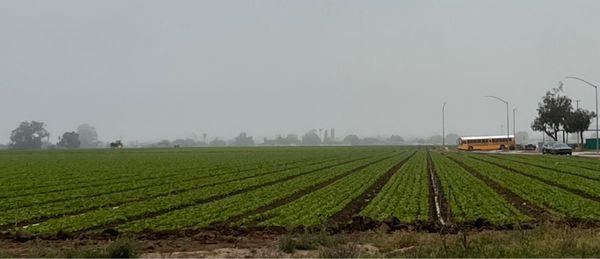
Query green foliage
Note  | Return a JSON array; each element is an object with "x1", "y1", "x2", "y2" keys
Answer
[
  {"x1": 105, "y1": 237, "x2": 140, "y2": 258},
  {"x1": 9, "y1": 121, "x2": 49, "y2": 149},
  {"x1": 262, "y1": 152, "x2": 409, "y2": 227},
  {"x1": 374, "y1": 223, "x2": 600, "y2": 257},
  {"x1": 361, "y1": 150, "x2": 429, "y2": 222},
  {"x1": 476, "y1": 155, "x2": 600, "y2": 198},
  {"x1": 57, "y1": 131, "x2": 81, "y2": 149},
  {"x1": 564, "y1": 108, "x2": 597, "y2": 146},
  {"x1": 1, "y1": 147, "x2": 600, "y2": 237},
  {"x1": 531, "y1": 87, "x2": 573, "y2": 141},
  {"x1": 430, "y1": 152, "x2": 528, "y2": 224},
  {"x1": 76, "y1": 124, "x2": 101, "y2": 148},
  {"x1": 449, "y1": 153, "x2": 600, "y2": 219}
]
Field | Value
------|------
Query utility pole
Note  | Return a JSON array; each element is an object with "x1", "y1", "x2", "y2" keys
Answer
[
  {"x1": 565, "y1": 76, "x2": 599, "y2": 154},
  {"x1": 513, "y1": 108, "x2": 516, "y2": 140},
  {"x1": 576, "y1": 100, "x2": 582, "y2": 147},
  {"x1": 486, "y1": 96, "x2": 510, "y2": 149},
  {"x1": 442, "y1": 102, "x2": 447, "y2": 149}
]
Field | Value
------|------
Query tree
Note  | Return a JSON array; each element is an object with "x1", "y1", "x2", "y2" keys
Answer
[
  {"x1": 155, "y1": 139, "x2": 171, "y2": 148},
  {"x1": 172, "y1": 138, "x2": 200, "y2": 147},
  {"x1": 531, "y1": 87, "x2": 573, "y2": 141},
  {"x1": 302, "y1": 130, "x2": 322, "y2": 146},
  {"x1": 9, "y1": 121, "x2": 50, "y2": 149},
  {"x1": 77, "y1": 124, "x2": 100, "y2": 148},
  {"x1": 413, "y1": 138, "x2": 427, "y2": 144},
  {"x1": 343, "y1": 134, "x2": 361, "y2": 146},
  {"x1": 428, "y1": 135, "x2": 443, "y2": 144},
  {"x1": 386, "y1": 135, "x2": 405, "y2": 145},
  {"x1": 209, "y1": 138, "x2": 227, "y2": 147},
  {"x1": 57, "y1": 131, "x2": 81, "y2": 148},
  {"x1": 361, "y1": 137, "x2": 379, "y2": 145},
  {"x1": 564, "y1": 109, "x2": 596, "y2": 147},
  {"x1": 231, "y1": 132, "x2": 255, "y2": 146}
]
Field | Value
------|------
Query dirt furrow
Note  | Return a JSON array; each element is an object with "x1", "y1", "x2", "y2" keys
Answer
[
  {"x1": 3, "y1": 159, "x2": 327, "y2": 211},
  {"x1": 2, "y1": 156, "x2": 378, "y2": 232},
  {"x1": 426, "y1": 150, "x2": 451, "y2": 226},
  {"x1": 445, "y1": 155, "x2": 552, "y2": 221},
  {"x1": 0, "y1": 160, "x2": 346, "y2": 231},
  {"x1": 2, "y1": 158, "x2": 334, "y2": 200},
  {"x1": 209, "y1": 154, "x2": 401, "y2": 229},
  {"x1": 471, "y1": 156, "x2": 600, "y2": 203},
  {"x1": 324, "y1": 151, "x2": 417, "y2": 229},
  {"x1": 0, "y1": 164, "x2": 229, "y2": 199},
  {"x1": 84, "y1": 154, "x2": 393, "y2": 234},
  {"x1": 491, "y1": 156, "x2": 600, "y2": 182}
]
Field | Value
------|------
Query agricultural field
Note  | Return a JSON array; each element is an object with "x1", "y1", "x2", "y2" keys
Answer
[{"x1": 0, "y1": 146, "x2": 599, "y2": 240}]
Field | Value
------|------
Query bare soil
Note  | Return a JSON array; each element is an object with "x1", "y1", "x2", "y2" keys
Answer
[
  {"x1": 471, "y1": 155, "x2": 600, "y2": 203},
  {"x1": 426, "y1": 150, "x2": 451, "y2": 226},
  {"x1": 3, "y1": 223, "x2": 600, "y2": 258},
  {"x1": 216, "y1": 154, "x2": 396, "y2": 227},
  {"x1": 325, "y1": 151, "x2": 416, "y2": 230},
  {"x1": 444, "y1": 154, "x2": 552, "y2": 221}
]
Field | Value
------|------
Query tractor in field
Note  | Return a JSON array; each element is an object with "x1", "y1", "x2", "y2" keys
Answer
[{"x1": 110, "y1": 140, "x2": 123, "y2": 149}]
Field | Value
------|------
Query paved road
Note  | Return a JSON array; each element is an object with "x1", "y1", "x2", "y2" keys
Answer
[{"x1": 468, "y1": 150, "x2": 600, "y2": 159}]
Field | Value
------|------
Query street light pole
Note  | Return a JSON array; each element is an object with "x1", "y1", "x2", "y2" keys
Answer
[
  {"x1": 485, "y1": 96, "x2": 510, "y2": 148},
  {"x1": 565, "y1": 76, "x2": 600, "y2": 154},
  {"x1": 513, "y1": 108, "x2": 516, "y2": 140},
  {"x1": 442, "y1": 102, "x2": 447, "y2": 149}
]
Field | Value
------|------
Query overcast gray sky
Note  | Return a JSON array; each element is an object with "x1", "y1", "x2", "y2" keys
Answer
[{"x1": 1, "y1": 0, "x2": 600, "y2": 143}]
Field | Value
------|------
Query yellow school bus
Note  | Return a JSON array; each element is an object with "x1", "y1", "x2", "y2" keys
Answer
[{"x1": 457, "y1": 135, "x2": 515, "y2": 151}]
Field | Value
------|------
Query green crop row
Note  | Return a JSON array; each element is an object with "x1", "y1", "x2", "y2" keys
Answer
[
  {"x1": 0, "y1": 148, "x2": 355, "y2": 195},
  {"x1": 21, "y1": 151, "x2": 393, "y2": 235},
  {"x1": 258, "y1": 152, "x2": 413, "y2": 227},
  {"x1": 430, "y1": 152, "x2": 529, "y2": 225},
  {"x1": 360, "y1": 149, "x2": 429, "y2": 222},
  {"x1": 0, "y1": 156, "x2": 327, "y2": 210},
  {"x1": 489, "y1": 155, "x2": 600, "y2": 181},
  {"x1": 0, "y1": 156, "x2": 350, "y2": 227},
  {"x1": 447, "y1": 153, "x2": 600, "y2": 219},
  {"x1": 471, "y1": 155, "x2": 600, "y2": 199},
  {"x1": 118, "y1": 152, "x2": 404, "y2": 232}
]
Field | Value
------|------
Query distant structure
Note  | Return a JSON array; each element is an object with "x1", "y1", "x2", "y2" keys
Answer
[
  {"x1": 331, "y1": 128, "x2": 335, "y2": 141},
  {"x1": 110, "y1": 140, "x2": 123, "y2": 149}
]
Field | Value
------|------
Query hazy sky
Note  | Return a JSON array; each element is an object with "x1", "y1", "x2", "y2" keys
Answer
[{"x1": 2, "y1": 0, "x2": 600, "y2": 143}]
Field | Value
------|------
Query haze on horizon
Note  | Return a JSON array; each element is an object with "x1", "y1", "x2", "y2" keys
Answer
[{"x1": 1, "y1": 0, "x2": 600, "y2": 143}]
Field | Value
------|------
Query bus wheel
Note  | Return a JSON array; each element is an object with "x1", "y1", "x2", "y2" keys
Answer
[
  {"x1": 499, "y1": 145, "x2": 506, "y2": 150},
  {"x1": 468, "y1": 146, "x2": 473, "y2": 151}
]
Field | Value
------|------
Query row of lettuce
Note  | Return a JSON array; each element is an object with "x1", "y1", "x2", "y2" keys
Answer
[
  {"x1": 10, "y1": 149, "x2": 400, "y2": 234},
  {"x1": 2, "y1": 147, "x2": 600, "y2": 235}
]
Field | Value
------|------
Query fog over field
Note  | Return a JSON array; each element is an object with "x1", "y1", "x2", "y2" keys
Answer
[{"x1": 1, "y1": 0, "x2": 600, "y2": 143}]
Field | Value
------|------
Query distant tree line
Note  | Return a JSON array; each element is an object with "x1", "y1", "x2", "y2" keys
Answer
[
  {"x1": 4, "y1": 122, "x2": 103, "y2": 150},
  {"x1": 2, "y1": 122, "x2": 473, "y2": 150}
]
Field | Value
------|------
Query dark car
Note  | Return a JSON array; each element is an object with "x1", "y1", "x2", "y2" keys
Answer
[
  {"x1": 541, "y1": 142, "x2": 572, "y2": 155},
  {"x1": 524, "y1": 144, "x2": 537, "y2": 151}
]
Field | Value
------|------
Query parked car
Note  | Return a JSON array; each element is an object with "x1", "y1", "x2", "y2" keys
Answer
[
  {"x1": 524, "y1": 144, "x2": 537, "y2": 151},
  {"x1": 541, "y1": 141, "x2": 572, "y2": 155}
]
